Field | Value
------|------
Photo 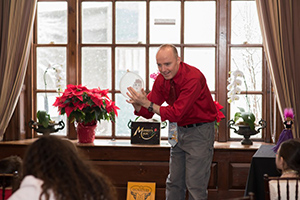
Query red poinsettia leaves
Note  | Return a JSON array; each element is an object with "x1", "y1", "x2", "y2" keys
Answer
[
  {"x1": 76, "y1": 95, "x2": 84, "y2": 102},
  {"x1": 53, "y1": 97, "x2": 61, "y2": 107},
  {"x1": 99, "y1": 89, "x2": 109, "y2": 97},
  {"x1": 67, "y1": 84, "x2": 88, "y2": 92},
  {"x1": 53, "y1": 84, "x2": 119, "y2": 123},
  {"x1": 65, "y1": 106, "x2": 76, "y2": 117},
  {"x1": 73, "y1": 101, "x2": 85, "y2": 111},
  {"x1": 214, "y1": 101, "x2": 223, "y2": 110},
  {"x1": 64, "y1": 84, "x2": 88, "y2": 100},
  {"x1": 214, "y1": 101, "x2": 225, "y2": 123},
  {"x1": 90, "y1": 93, "x2": 104, "y2": 108},
  {"x1": 106, "y1": 100, "x2": 119, "y2": 116},
  {"x1": 53, "y1": 96, "x2": 69, "y2": 109},
  {"x1": 72, "y1": 88, "x2": 84, "y2": 97}
]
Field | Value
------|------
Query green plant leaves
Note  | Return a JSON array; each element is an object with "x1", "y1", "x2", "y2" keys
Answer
[
  {"x1": 233, "y1": 107, "x2": 256, "y2": 130},
  {"x1": 37, "y1": 110, "x2": 51, "y2": 128}
]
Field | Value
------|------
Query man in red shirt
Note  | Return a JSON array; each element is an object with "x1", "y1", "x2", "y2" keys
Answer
[{"x1": 127, "y1": 44, "x2": 217, "y2": 200}]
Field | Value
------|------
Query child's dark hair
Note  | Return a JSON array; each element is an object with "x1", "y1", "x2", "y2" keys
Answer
[
  {"x1": 0, "y1": 155, "x2": 22, "y2": 174},
  {"x1": 278, "y1": 139, "x2": 300, "y2": 173},
  {"x1": 22, "y1": 135, "x2": 117, "y2": 200},
  {"x1": 0, "y1": 155, "x2": 22, "y2": 191}
]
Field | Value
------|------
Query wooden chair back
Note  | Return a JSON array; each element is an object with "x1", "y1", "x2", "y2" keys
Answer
[
  {"x1": 264, "y1": 174, "x2": 300, "y2": 200},
  {"x1": 0, "y1": 172, "x2": 19, "y2": 200}
]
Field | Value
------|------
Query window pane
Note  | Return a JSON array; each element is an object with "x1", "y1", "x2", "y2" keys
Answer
[
  {"x1": 185, "y1": 1, "x2": 216, "y2": 44},
  {"x1": 231, "y1": 1, "x2": 262, "y2": 44},
  {"x1": 95, "y1": 93, "x2": 112, "y2": 136},
  {"x1": 37, "y1": 2, "x2": 67, "y2": 44},
  {"x1": 150, "y1": 2, "x2": 180, "y2": 43},
  {"x1": 82, "y1": 2, "x2": 112, "y2": 44},
  {"x1": 95, "y1": 121, "x2": 112, "y2": 136},
  {"x1": 116, "y1": 2, "x2": 146, "y2": 44},
  {"x1": 115, "y1": 47, "x2": 146, "y2": 90},
  {"x1": 115, "y1": 94, "x2": 136, "y2": 137},
  {"x1": 149, "y1": 47, "x2": 160, "y2": 89},
  {"x1": 184, "y1": 48, "x2": 216, "y2": 91},
  {"x1": 37, "y1": 92, "x2": 67, "y2": 136},
  {"x1": 229, "y1": 94, "x2": 262, "y2": 138},
  {"x1": 36, "y1": 47, "x2": 66, "y2": 90},
  {"x1": 82, "y1": 47, "x2": 112, "y2": 89},
  {"x1": 158, "y1": 112, "x2": 169, "y2": 138},
  {"x1": 230, "y1": 47, "x2": 262, "y2": 91}
]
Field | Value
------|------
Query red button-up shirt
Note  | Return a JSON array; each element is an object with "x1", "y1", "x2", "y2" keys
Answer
[{"x1": 135, "y1": 62, "x2": 217, "y2": 127}]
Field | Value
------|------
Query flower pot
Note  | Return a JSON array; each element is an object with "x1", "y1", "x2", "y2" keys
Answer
[{"x1": 76, "y1": 122, "x2": 97, "y2": 143}]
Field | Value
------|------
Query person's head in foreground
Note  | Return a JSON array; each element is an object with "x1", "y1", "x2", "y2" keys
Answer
[
  {"x1": 19, "y1": 135, "x2": 116, "y2": 200},
  {"x1": 276, "y1": 139, "x2": 300, "y2": 177}
]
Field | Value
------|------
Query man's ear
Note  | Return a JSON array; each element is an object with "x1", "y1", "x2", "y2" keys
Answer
[{"x1": 177, "y1": 56, "x2": 181, "y2": 64}]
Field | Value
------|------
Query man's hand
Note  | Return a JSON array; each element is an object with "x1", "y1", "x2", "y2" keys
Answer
[
  {"x1": 126, "y1": 87, "x2": 149, "y2": 108},
  {"x1": 126, "y1": 87, "x2": 160, "y2": 115}
]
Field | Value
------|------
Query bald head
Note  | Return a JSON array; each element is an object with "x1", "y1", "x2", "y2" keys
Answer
[
  {"x1": 156, "y1": 44, "x2": 181, "y2": 80},
  {"x1": 157, "y1": 44, "x2": 178, "y2": 59}
]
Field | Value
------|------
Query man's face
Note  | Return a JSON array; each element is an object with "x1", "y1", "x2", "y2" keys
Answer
[{"x1": 156, "y1": 47, "x2": 180, "y2": 80}]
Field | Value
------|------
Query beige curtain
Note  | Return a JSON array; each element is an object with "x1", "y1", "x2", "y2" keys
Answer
[
  {"x1": 0, "y1": 0, "x2": 37, "y2": 138},
  {"x1": 256, "y1": 0, "x2": 300, "y2": 138}
]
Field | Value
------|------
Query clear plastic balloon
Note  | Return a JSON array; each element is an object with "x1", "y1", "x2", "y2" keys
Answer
[{"x1": 119, "y1": 71, "x2": 144, "y2": 99}]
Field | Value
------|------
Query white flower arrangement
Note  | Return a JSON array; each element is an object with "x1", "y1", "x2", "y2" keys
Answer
[
  {"x1": 53, "y1": 64, "x2": 64, "y2": 94},
  {"x1": 43, "y1": 64, "x2": 65, "y2": 112},
  {"x1": 227, "y1": 69, "x2": 244, "y2": 103},
  {"x1": 227, "y1": 69, "x2": 256, "y2": 130}
]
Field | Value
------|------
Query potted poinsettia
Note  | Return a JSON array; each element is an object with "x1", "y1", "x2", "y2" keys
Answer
[{"x1": 53, "y1": 84, "x2": 119, "y2": 143}]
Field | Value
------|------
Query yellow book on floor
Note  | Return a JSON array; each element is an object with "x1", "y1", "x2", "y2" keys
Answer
[{"x1": 126, "y1": 181, "x2": 156, "y2": 200}]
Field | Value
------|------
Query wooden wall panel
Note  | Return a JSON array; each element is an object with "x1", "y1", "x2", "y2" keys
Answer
[
  {"x1": 208, "y1": 162, "x2": 218, "y2": 189},
  {"x1": 0, "y1": 140, "x2": 262, "y2": 200},
  {"x1": 229, "y1": 163, "x2": 251, "y2": 189},
  {"x1": 93, "y1": 161, "x2": 169, "y2": 188}
]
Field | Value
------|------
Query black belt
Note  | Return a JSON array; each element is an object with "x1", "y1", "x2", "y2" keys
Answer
[{"x1": 181, "y1": 122, "x2": 206, "y2": 128}]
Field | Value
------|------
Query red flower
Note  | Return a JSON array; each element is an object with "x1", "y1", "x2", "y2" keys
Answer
[
  {"x1": 53, "y1": 84, "x2": 119, "y2": 124},
  {"x1": 105, "y1": 100, "x2": 119, "y2": 116},
  {"x1": 214, "y1": 101, "x2": 225, "y2": 123}
]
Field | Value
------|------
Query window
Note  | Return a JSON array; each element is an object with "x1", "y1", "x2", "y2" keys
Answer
[
  {"x1": 229, "y1": 1, "x2": 265, "y2": 139},
  {"x1": 32, "y1": 0, "x2": 270, "y2": 141}
]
